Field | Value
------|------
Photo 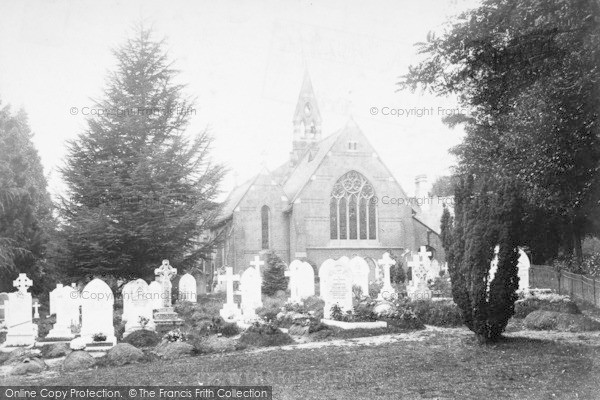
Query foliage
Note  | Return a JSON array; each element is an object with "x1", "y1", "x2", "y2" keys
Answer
[
  {"x1": 378, "y1": 307, "x2": 425, "y2": 330},
  {"x1": 401, "y1": 0, "x2": 600, "y2": 263},
  {"x1": 429, "y1": 176, "x2": 458, "y2": 197},
  {"x1": 514, "y1": 293, "x2": 580, "y2": 318},
  {"x1": 261, "y1": 251, "x2": 288, "y2": 296},
  {"x1": 238, "y1": 320, "x2": 294, "y2": 347},
  {"x1": 444, "y1": 177, "x2": 522, "y2": 343},
  {"x1": 368, "y1": 281, "x2": 383, "y2": 299},
  {"x1": 59, "y1": 26, "x2": 224, "y2": 280},
  {"x1": 428, "y1": 276, "x2": 452, "y2": 298},
  {"x1": 405, "y1": 300, "x2": 463, "y2": 327},
  {"x1": 164, "y1": 329, "x2": 185, "y2": 343},
  {"x1": 92, "y1": 333, "x2": 107, "y2": 342},
  {"x1": 256, "y1": 295, "x2": 287, "y2": 322},
  {"x1": 122, "y1": 330, "x2": 161, "y2": 348},
  {"x1": 0, "y1": 103, "x2": 55, "y2": 293},
  {"x1": 387, "y1": 251, "x2": 406, "y2": 284}
]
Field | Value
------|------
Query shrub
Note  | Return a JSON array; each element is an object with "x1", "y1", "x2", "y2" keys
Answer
[
  {"x1": 256, "y1": 295, "x2": 287, "y2": 322},
  {"x1": 524, "y1": 310, "x2": 600, "y2": 332},
  {"x1": 238, "y1": 321, "x2": 294, "y2": 347},
  {"x1": 407, "y1": 300, "x2": 463, "y2": 327},
  {"x1": 261, "y1": 251, "x2": 289, "y2": 296},
  {"x1": 122, "y1": 330, "x2": 161, "y2": 348},
  {"x1": 368, "y1": 281, "x2": 383, "y2": 299},
  {"x1": 514, "y1": 294, "x2": 579, "y2": 318},
  {"x1": 381, "y1": 309, "x2": 425, "y2": 330},
  {"x1": 429, "y1": 276, "x2": 452, "y2": 297}
]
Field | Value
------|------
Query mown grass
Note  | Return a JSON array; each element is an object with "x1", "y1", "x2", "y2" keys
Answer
[{"x1": 5, "y1": 329, "x2": 600, "y2": 400}]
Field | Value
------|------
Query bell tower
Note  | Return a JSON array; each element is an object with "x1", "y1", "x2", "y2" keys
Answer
[{"x1": 291, "y1": 71, "x2": 322, "y2": 165}]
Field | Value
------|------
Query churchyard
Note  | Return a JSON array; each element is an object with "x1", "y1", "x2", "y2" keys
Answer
[{"x1": 2, "y1": 249, "x2": 600, "y2": 398}]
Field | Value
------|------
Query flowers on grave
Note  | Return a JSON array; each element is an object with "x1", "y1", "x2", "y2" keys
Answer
[
  {"x1": 92, "y1": 332, "x2": 107, "y2": 342},
  {"x1": 164, "y1": 328, "x2": 185, "y2": 342},
  {"x1": 70, "y1": 337, "x2": 87, "y2": 351},
  {"x1": 138, "y1": 316, "x2": 149, "y2": 330}
]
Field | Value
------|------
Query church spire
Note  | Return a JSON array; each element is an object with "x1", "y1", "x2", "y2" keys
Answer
[{"x1": 291, "y1": 71, "x2": 322, "y2": 166}]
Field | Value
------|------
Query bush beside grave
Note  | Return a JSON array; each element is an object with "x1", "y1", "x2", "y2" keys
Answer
[
  {"x1": 122, "y1": 329, "x2": 161, "y2": 348},
  {"x1": 524, "y1": 310, "x2": 600, "y2": 332},
  {"x1": 406, "y1": 300, "x2": 463, "y2": 327},
  {"x1": 105, "y1": 343, "x2": 144, "y2": 366},
  {"x1": 238, "y1": 321, "x2": 294, "y2": 348},
  {"x1": 514, "y1": 293, "x2": 580, "y2": 319},
  {"x1": 40, "y1": 343, "x2": 70, "y2": 359},
  {"x1": 62, "y1": 351, "x2": 96, "y2": 371}
]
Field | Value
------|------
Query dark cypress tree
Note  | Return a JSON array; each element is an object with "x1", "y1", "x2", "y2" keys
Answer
[
  {"x1": 60, "y1": 27, "x2": 224, "y2": 280},
  {"x1": 261, "y1": 251, "x2": 288, "y2": 297},
  {"x1": 0, "y1": 103, "x2": 54, "y2": 293}
]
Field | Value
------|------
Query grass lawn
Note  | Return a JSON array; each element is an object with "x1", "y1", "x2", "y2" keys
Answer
[{"x1": 5, "y1": 328, "x2": 600, "y2": 400}]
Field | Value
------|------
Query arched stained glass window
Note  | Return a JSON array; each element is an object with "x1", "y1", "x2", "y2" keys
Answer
[{"x1": 330, "y1": 171, "x2": 377, "y2": 240}]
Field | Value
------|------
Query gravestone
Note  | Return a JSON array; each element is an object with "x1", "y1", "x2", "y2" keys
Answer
[
  {"x1": 0, "y1": 292, "x2": 8, "y2": 322},
  {"x1": 80, "y1": 278, "x2": 116, "y2": 345},
  {"x1": 319, "y1": 256, "x2": 349, "y2": 298},
  {"x1": 240, "y1": 267, "x2": 262, "y2": 320},
  {"x1": 47, "y1": 285, "x2": 77, "y2": 339},
  {"x1": 121, "y1": 280, "x2": 137, "y2": 322},
  {"x1": 49, "y1": 284, "x2": 64, "y2": 315},
  {"x1": 378, "y1": 252, "x2": 397, "y2": 301},
  {"x1": 428, "y1": 259, "x2": 442, "y2": 281},
  {"x1": 321, "y1": 259, "x2": 353, "y2": 319},
  {"x1": 286, "y1": 260, "x2": 315, "y2": 303},
  {"x1": 218, "y1": 267, "x2": 241, "y2": 320},
  {"x1": 124, "y1": 279, "x2": 155, "y2": 336},
  {"x1": 148, "y1": 280, "x2": 163, "y2": 311},
  {"x1": 153, "y1": 260, "x2": 184, "y2": 331},
  {"x1": 3, "y1": 274, "x2": 36, "y2": 346},
  {"x1": 349, "y1": 256, "x2": 369, "y2": 296},
  {"x1": 179, "y1": 273, "x2": 197, "y2": 303},
  {"x1": 32, "y1": 300, "x2": 40, "y2": 319},
  {"x1": 406, "y1": 247, "x2": 432, "y2": 300}
]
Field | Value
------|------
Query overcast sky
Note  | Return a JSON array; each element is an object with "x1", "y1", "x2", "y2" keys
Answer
[{"x1": 0, "y1": 0, "x2": 478, "y2": 200}]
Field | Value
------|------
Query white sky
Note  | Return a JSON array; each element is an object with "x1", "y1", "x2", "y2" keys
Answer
[{"x1": 0, "y1": 0, "x2": 477, "y2": 200}]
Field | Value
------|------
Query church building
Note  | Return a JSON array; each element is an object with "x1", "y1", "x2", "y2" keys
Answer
[{"x1": 210, "y1": 73, "x2": 444, "y2": 275}]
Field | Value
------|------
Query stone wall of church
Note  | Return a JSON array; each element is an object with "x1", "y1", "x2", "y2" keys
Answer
[
  {"x1": 286, "y1": 127, "x2": 436, "y2": 268},
  {"x1": 227, "y1": 176, "x2": 290, "y2": 273}
]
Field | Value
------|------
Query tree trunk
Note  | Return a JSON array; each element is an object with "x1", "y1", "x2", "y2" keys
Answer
[{"x1": 573, "y1": 229, "x2": 583, "y2": 266}]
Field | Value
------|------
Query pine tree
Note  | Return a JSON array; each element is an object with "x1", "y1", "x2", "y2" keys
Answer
[
  {"x1": 261, "y1": 251, "x2": 288, "y2": 297},
  {"x1": 0, "y1": 102, "x2": 54, "y2": 293},
  {"x1": 60, "y1": 27, "x2": 224, "y2": 280}
]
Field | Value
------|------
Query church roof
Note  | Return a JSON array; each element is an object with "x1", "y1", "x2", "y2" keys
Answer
[{"x1": 217, "y1": 174, "x2": 259, "y2": 223}]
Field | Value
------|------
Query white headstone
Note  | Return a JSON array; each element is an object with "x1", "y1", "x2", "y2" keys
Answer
[
  {"x1": 250, "y1": 255, "x2": 265, "y2": 284},
  {"x1": 47, "y1": 285, "x2": 77, "y2": 339},
  {"x1": 218, "y1": 267, "x2": 241, "y2": 320},
  {"x1": 4, "y1": 274, "x2": 35, "y2": 346},
  {"x1": 154, "y1": 259, "x2": 177, "y2": 308},
  {"x1": 121, "y1": 280, "x2": 137, "y2": 322},
  {"x1": 287, "y1": 260, "x2": 315, "y2": 303},
  {"x1": 178, "y1": 273, "x2": 197, "y2": 303},
  {"x1": 32, "y1": 301, "x2": 40, "y2": 319},
  {"x1": 240, "y1": 267, "x2": 262, "y2": 320},
  {"x1": 80, "y1": 278, "x2": 116, "y2": 345},
  {"x1": 148, "y1": 281, "x2": 163, "y2": 311},
  {"x1": 49, "y1": 284, "x2": 64, "y2": 315},
  {"x1": 124, "y1": 279, "x2": 155, "y2": 336},
  {"x1": 318, "y1": 258, "x2": 336, "y2": 297},
  {"x1": 349, "y1": 256, "x2": 369, "y2": 295},
  {"x1": 321, "y1": 259, "x2": 353, "y2": 319}
]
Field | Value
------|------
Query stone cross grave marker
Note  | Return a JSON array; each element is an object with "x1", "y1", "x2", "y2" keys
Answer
[
  {"x1": 80, "y1": 278, "x2": 116, "y2": 345},
  {"x1": 32, "y1": 301, "x2": 40, "y2": 319},
  {"x1": 406, "y1": 246, "x2": 432, "y2": 300},
  {"x1": 178, "y1": 273, "x2": 197, "y2": 303},
  {"x1": 218, "y1": 267, "x2": 241, "y2": 320},
  {"x1": 240, "y1": 266, "x2": 262, "y2": 320},
  {"x1": 154, "y1": 260, "x2": 177, "y2": 308},
  {"x1": 4, "y1": 273, "x2": 35, "y2": 346},
  {"x1": 377, "y1": 252, "x2": 397, "y2": 301}
]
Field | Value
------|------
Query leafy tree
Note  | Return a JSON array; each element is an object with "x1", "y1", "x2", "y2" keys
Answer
[
  {"x1": 0, "y1": 103, "x2": 54, "y2": 293},
  {"x1": 400, "y1": 0, "x2": 600, "y2": 264},
  {"x1": 386, "y1": 250, "x2": 406, "y2": 284},
  {"x1": 60, "y1": 27, "x2": 224, "y2": 280},
  {"x1": 430, "y1": 176, "x2": 458, "y2": 197},
  {"x1": 261, "y1": 251, "x2": 288, "y2": 297}
]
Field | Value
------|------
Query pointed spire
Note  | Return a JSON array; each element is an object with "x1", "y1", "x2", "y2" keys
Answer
[{"x1": 294, "y1": 71, "x2": 321, "y2": 123}]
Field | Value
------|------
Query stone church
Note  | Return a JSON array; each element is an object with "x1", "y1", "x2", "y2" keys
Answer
[{"x1": 209, "y1": 73, "x2": 444, "y2": 275}]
